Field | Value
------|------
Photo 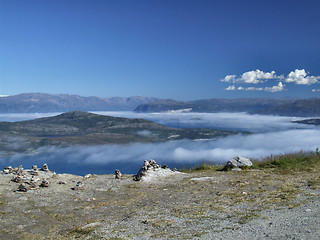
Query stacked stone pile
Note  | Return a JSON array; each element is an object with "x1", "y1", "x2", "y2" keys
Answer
[
  {"x1": 134, "y1": 159, "x2": 174, "y2": 181},
  {"x1": 2, "y1": 163, "x2": 55, "y2": 192},
  {"x1": 114, "y1": 169, "x2": 122, "y2": 179}
]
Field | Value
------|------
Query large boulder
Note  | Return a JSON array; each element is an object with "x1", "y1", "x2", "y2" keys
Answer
[{"x1": 226, "y1": 156, "x2": 252, "y2": 169}]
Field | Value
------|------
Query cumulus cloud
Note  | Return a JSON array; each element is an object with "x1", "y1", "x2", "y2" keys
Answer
[
  {"x1": 285, "y1": 69, "x2": 320, "y2": 85},
  {"x1": 264, "y1": 82, "x2": 285, "y2": 92},
  {"x1": 225, "y1": 83, "x2": 284, "y2": 92},
  {"x1": 226, "y1": 85, "x2": 236, "y2": 91},
  {"x1": 245, "y1": 87, "x2": 264, "y2": 91},
  {"x1": 222, "y1": 69, "x2": 280, "y2": 84},
  {"x1": 222, "y1": 69, "x2": 320, "y2": 92},
  {"x1": 223, "y1": 75, "x2": 237, "y2": 83}
]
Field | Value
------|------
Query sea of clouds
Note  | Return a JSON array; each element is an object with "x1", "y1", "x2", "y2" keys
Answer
[{"x1": 0, "y1": 112, "x2": 319, "y2": 175}]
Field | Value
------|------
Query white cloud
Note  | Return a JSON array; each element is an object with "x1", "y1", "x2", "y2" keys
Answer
[
  {"x1": 285, "y1": 69, "x2": 320, "y2": 85},
  {"x1": 225, "y1": 85, "x2": 246, "y2": 91},
  {"x1": 241, "y1": 70, "x2": 277, "y2": 84},
  {"x1": 226, "y1": 85, "x2": 236, "y2": 90},
  {"x1": 222, "y1": 69, "x2": 280, "y2": 84},
  {"x1": 222, "y1": 75, "x2": 237, "y2": 83},
  {"x1": 225, "y1": 84, "x2": 285, "y2": 92},
  {"x1": 264, "y1": 82, "x2": 285, "y2": 92},
  {"x1": 222, "y1": 69, "x2": 320, "y2": 92},
  {"x1": 245, "y1": 87, "x2": 264, "y2": 91}
]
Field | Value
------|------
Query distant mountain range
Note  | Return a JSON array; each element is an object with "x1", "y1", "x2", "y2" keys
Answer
[
  {"x1": 1, "y1": 93, "x2": 320, "y2": 117},
  {"x1": 0, "y1": 93, "x2": 160, "y2": 113},
  {"x1": 134, "y1": 98, "x2": 320, "y2": 117}
]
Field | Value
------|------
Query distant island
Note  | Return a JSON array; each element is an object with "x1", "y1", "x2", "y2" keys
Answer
[
  {"x1": 1, "y1": 93, "x2": 320, "y2": 117},
  {"x1": 0, "y1": 111, "x2": 237, "y2": 155}
]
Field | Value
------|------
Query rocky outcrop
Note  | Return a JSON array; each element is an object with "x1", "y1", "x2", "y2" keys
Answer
[{"x1": 224, "y1": 156, "x2": 252, "y2": 170}]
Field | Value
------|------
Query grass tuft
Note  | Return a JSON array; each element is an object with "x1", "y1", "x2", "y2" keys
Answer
[
  {"x1": 180, "y1": 162, "x2": 221, "y2": 172},
  {"x1": 252, "y1": 150, "x2": 320, "y2": 173},
  {"x1": 181, "y1": 150, "x2": 320, "y2": 173}
]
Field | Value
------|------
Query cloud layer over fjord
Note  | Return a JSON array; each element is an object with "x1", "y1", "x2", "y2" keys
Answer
[
  {"x1": 1, "y1": 128, "x2": 319, "y2": 175},
  {"x1": 1, "y1": 112, "x2": 319, "y2": 174},
  {"x1": 95, "y1": 111, "x2": 310, "y2": 133}
]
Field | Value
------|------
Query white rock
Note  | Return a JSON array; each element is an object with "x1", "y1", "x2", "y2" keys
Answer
[{"x1": 227, "y1": 156, "x2": 252, "y2": 168}]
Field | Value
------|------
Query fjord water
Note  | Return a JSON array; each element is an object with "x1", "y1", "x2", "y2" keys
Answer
[{"x1": 1, "y1": 112, "x2": 319, "y2": 175}]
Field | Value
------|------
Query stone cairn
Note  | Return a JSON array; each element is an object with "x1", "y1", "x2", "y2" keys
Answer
[
  {"x1": 3, "y1": 166, "x2": 13, "y2": 174},
  {"x1": 41, "y1": 163, "x2": 49, "y2": 171},
  {"x1": 31, "y1": 165, "x2": 39, "y2": 176},
  {"x1": 114, "y1": 169, "x2": 122, "y2": 179},
  {"x1": 2, "y1": 163, "x2": 54, "y2": 192},
  {"x1": 134, "y1": 159, "x2": 170, "y2": 181},
  {"x1": 40, "y1": 179, "x2": 49, "y2": 187}
]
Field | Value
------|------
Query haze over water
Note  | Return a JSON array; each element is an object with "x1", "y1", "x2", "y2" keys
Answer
[{"x1": 0, "y1": 112, "x2": 319, "y2": 175}]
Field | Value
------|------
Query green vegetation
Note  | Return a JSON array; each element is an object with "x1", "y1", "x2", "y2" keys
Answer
[
  {"x1": 181, "y1": 162, "x2": 221, "y2": 172},
  {"x1": 251, "y1": 151, "x2": 320, "y2": 173},
  {"x1": 182, "y1": 150, "x2": 320, "y2": 173}
]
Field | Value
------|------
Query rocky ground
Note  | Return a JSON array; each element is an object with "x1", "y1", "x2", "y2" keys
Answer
[{"x1": 0, "y1": 164, "x2": 319, "y2": 240}]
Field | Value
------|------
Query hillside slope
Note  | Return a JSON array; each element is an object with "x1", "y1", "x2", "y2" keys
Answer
[{"x1": 0, "y1": 111, "x2": 236, "y2": 154}]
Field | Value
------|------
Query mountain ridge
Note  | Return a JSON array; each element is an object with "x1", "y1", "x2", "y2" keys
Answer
[
  {"x1": 134, "y1": 97, "x2": 320, "y2": 117},
  {"x1": 2, "y1": 93, "x2": 320, "y2": 117},
  {"x1": 0, "y1": 93, "x2": 161, "y2": 113}
]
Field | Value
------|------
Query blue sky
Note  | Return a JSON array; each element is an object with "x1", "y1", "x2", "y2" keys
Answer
[{"x1": 1, "y1": 0, "x2": 320, "y2": 100}]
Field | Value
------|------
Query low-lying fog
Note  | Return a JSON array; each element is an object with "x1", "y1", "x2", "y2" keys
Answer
[{"x1": 1, "y1": 112, "x2": 319, "y2": 175}]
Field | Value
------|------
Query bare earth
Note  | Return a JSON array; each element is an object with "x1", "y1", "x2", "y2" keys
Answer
[{"x1": 0, "y1": 167, "x2": 319, "y2": 240}]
